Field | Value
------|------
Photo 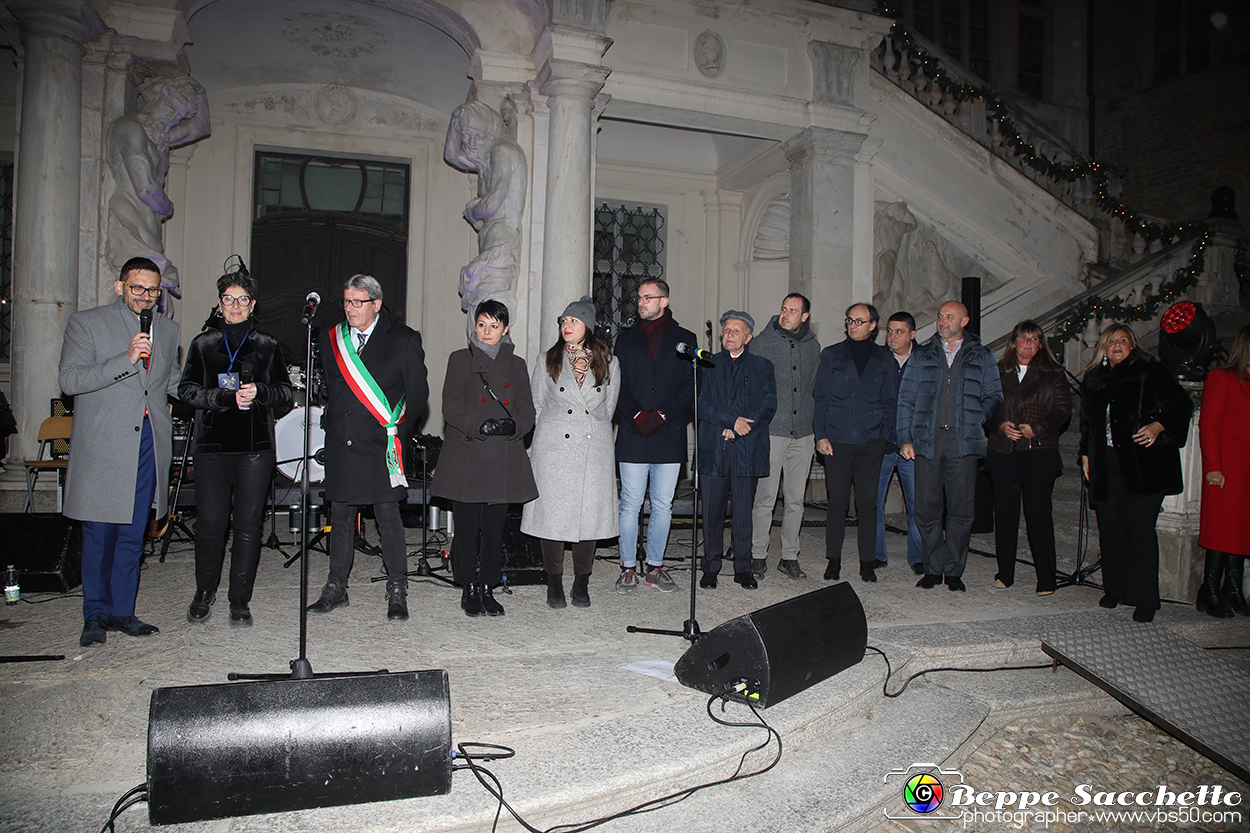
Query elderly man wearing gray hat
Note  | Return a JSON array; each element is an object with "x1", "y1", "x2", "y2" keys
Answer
[{"x1": 696, "y1": 310, "x2": 777, "y2": 590}]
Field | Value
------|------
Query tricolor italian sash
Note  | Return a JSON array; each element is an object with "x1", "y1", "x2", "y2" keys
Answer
[{"x1": 330, "y1": 322, "x2": 407, "y2": 487}]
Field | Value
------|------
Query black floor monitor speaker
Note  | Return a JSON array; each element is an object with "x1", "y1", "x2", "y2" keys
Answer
[
  {"x1": 674, "y1": 582, "x2": 867, "y2": 708},
  {"x1": 0, "y1": 513, "x2": 82, "y2": 592},
  {"x1": 501, "y1": 508, "x2": 543, "y2": 585},
  {"x1": 147, "y1": 670, "x2": 452, "y2": 825}
]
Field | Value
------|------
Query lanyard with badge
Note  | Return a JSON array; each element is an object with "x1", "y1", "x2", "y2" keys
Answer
[{"x1": 217, "y1": 330, "x2": 250, "y2": 391}]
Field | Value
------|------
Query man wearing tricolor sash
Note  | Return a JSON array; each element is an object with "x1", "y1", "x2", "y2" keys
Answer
[{"x1": 308, "y1": 275, "x2": 428, "y2": 621}]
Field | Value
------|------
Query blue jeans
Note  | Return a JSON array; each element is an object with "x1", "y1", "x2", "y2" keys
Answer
[
  {"x1": 876, "y1": 450, "x2": 922, "y2": 566},
  {"x1": 618, "y1": 462, "x2": 680, "y2": 568}
]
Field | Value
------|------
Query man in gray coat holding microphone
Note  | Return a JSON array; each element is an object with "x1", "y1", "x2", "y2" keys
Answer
[{"x1": 59, "y1": 256, "x2": 182, "y2": 647}]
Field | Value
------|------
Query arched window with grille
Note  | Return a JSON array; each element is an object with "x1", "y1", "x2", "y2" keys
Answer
[{"x1": 592, "y1": 203, "x2": 666, "y2": 348}]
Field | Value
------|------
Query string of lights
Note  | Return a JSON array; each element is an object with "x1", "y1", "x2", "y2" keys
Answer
[{"x1": 873, "y1": 2, "x2": 1211, "y2": 347}]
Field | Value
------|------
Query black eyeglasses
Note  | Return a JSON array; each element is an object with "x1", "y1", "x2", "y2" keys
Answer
[
  {"x1": 845, "y1": 317, "x2": 871, "y2": 327},
  {"x1": 342, "y1": 298, "x2": 378, "y2": 309},
  {"x1": 126, "y1": 285, "x2": 162, "y2": 298},
  {"x1": 220, "y1": 295, "x2": 253, "y2": 307}
]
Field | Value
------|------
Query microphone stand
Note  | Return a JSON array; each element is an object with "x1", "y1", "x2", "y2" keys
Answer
[
  {"x1": 1053, "y1": 368, "x2": 1100, "y2": 590},
  {"x1": 628, "y1": 351, "x2": 706, "y2": 643}
]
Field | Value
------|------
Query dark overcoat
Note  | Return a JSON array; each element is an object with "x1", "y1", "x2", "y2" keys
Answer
[
  {"x1": 696, "y1": 347, "x2": 777, "y2": 477},
  {"x1": 58, "y1": 297, "x2": 181, "y2": 524},
  {"x1": 1199, "y1": 367, "x2": 1250, "y2": 554},
  {"x1": 812, "y1": 338, "x2": 897, "y2": 445},
  {"x1": 178, "y1": 316, "x2": 294, "y2": 454},
  {"x1": 319, "y1": 312, "x2": 428, "y2": 505},
  {"x1": 430, "y1": 343, "x2": 538, "y2": 505},
  {"x1": 1079, "y1": 357, "x2": 1192, "y2": 501},
  {"x1": 613, "y1": 313, "x2": 696, "y2": 464}
]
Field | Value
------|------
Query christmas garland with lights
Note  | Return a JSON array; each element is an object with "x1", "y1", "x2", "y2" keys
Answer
[{"x1": 874, "y1": 2, "x2": 1210, "y2": 346}]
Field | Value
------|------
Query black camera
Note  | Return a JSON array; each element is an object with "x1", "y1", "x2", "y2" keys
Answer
[{"x1": 479, "y1": 418, "x2": 516, "y2": 437}]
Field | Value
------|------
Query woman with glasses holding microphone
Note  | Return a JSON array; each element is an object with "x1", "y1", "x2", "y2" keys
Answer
[{"x1": 178, "y1": 268, "x2": 292, "y2": 626}]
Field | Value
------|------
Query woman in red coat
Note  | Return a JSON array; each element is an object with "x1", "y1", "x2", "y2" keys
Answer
[{"x1": 1197, "y1": 324, "x2": 1250, "y2": 617}]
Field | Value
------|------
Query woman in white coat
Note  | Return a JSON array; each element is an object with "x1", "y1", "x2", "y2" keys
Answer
[{"x1": 522, "y1": 297, "x2": 620, "y2": 608}]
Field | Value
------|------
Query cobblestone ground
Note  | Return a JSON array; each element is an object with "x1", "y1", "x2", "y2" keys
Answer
[{"x1": 874, "y1": 710, "x2": 1250, "y2": 833}]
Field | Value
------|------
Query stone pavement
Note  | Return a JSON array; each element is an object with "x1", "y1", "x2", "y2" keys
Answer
[{"x1": 1, "y1": 461, "x2": 1247, "y2": 832}]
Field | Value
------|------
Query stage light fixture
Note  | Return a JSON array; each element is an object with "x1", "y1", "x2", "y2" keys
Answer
[{"x1": 1159, "y1": 301, "x2": 1224, "y2": 381}]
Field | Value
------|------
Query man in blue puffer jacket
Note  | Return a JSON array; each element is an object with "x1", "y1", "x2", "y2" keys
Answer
[{"x1": 896, "y1": 301, "x2": 1002, "y2": 592}]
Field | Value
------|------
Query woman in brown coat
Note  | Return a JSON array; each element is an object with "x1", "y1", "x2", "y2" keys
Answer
[
  {"x1": 430, "y1": 300, "x2": 537, "y2": 617},
  {"x1": 985, "y1": 320, "x2": 1072, "y2": 595}
]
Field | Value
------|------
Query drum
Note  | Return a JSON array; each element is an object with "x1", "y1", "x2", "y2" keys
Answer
[{"x1": 275, "y1": 406, "x2": 325, "y2": 483}]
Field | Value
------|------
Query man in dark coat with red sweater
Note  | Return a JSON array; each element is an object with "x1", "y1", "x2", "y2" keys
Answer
[
  {"x1": 307, "y1": 275, "x2": 428, "y2": 621},
  {"x1": 613, "y1": 278, "x2": 696, "y2": 595}
]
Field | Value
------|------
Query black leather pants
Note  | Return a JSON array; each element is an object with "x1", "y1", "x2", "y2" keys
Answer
[{"x1": 194, "y1": 451, "x2": 275, "y2": 602}]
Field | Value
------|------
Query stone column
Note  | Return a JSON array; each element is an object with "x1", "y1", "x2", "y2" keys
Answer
[
  {"x1": 701, "y1": 189, "x2": 745, "y2": 319},
  {"x1": 8, "y1": 1, "x2": 100, "y2": 466},
  {"x1": 537, "y1": 58, "x2": 609, "y2": 349},
  {"x1": 781, "y1": 127, "x2": 875, "y2": 337}
]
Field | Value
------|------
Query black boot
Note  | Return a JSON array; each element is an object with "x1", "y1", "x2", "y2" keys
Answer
[
  {"x1": 570, "y1": 573, "x2": 591, "y2": 608},
  {"x1": 462, "y1": 583, "x2": 486, "y2": 617},
  {"x1": 546, "y1": 574, "x2": 567, "y2": 609},
  {"x1": 386, "y1": 580, "x2": 409, "y2": 621},
  {"x1": 1221, "y1": 555, "x2": 1250, "y2": 616},
  {"x1": 1196, "y1": 550, "x2": 1234, "y2": 618},
  {"x1": 481, "y1": 586, "x2": 505, "y2": 616}
]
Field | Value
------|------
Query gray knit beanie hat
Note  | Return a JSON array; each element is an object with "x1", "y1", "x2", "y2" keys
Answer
[{"x1": 561, "y1": 295, "x2": 596, "y2": 328}]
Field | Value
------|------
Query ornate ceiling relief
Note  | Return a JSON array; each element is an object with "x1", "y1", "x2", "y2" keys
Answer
[{"x1": 282, "y1": 12, "x2": 386, "y2": 59}]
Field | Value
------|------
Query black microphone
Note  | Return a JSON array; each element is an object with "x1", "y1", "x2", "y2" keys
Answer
[
  {"x1": 301, "y1": 291, "x2": 321, "y2": 326},
  {"x1": 138, "y1": 308, "x2": 152, "y2": 369},
  {"x1": 676, "y1": 342, "x2": 712, "y2": 360}
]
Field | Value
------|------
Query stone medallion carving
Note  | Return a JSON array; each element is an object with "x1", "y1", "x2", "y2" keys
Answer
[
  {"x1": 283, "y1": 12, "x2": 385, "y2": 59},
  {"x1": 695, "y1": 30, "x2": 725, "y2": 77},
  {"x1": 313, "y1": 85, "x2": 361, "y2": 127}
]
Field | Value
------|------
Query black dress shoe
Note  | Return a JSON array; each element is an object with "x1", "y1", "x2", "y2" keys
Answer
[
  {"x1": 106, "y1": 616, "x2": 159, "y2": 636},
  {"x1": 751, "y1": 558, "x2": 767, "y2": 579},
  {"x1": 229, "y1": 601, "x2": 253, "y2": 627},
  {"x1": 869, "y1": 559, "x2": 888, "y2": 570},
  {"x1": 733, "y1": 571, "x2": 758, "y2": 589},
  {"x1": 823, "y1": 559, "x2": 841, "y2": 581},
  {"x1": 860, "y1": 564, "x2": 877, "y2": 582},
  {"x1": 945, "y1": 576, "x2": 966, "y2": 592},
  {"x1": 699, "y1": 572, "x2": 718, "y2": 589},
  {"x1": 1132, "y1": 605, "x2": 1156, "y2": 622},
  {"x1": 307, "y1": 582, "x2": 349, "y2": 614},
  {"x1": 911, "y1": 563, "x2": 925, "y2": 575},
  {"x1": 463, "y1": 583, "x2": 486, "y2": 617},
  {"x1": 386, "y1": 582, "x2": 409, "y2": 621},
  {"x1": 916, "y1": 574, "x2": 941, "y2": 589},
  {"x1": 1098, "y1": 593, "x2": 1120, "y2": 609},
  {"x1": 187, "y1": 590, "x2": 215, "y2": 623},
  {"x1": 481, "y1": 587, "x2": 505, "y2": 616},
  {"x1": 79, "y1": 618, "x2": 107, "y2": 647}
]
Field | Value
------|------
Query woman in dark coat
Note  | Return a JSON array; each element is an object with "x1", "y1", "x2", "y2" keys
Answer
[
  {"x1": 178, "y1": 269, "x2": 293, "y2": 626},
  {"x1": 521, "y1": 297, "x2": 619, "y2": 609},
  {"x1": 430, "y1": 300, "x2": 537, "y2": 617},
  {"x1": 1079, "y1": 323, "x2": 1192, "y2": 622},
  {"x1": 985, "y1": 321, "x2": 1072, "y2": 595},
  {"x1": 1197, "y1": 324, "x2": 1250, "y2": 617}
]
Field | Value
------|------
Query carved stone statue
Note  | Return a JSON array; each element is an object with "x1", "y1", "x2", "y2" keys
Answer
[
  {"x1": 444, "y1": 95, "x2": 528, "y2": 317},
  {"x1": 873, "y1": 200, "x2": 916, "y2": 315},
  {"x1": 106, "y1": 70, "x2": 210, "y2": 299}
]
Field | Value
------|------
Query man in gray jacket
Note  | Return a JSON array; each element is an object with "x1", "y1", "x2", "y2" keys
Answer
[
  {"x1": 749, "y1": 294, "x2": 820, "y2": 579},
  {"x1": 59, "y1": 257, "x2": 181, "y2": 647}
]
